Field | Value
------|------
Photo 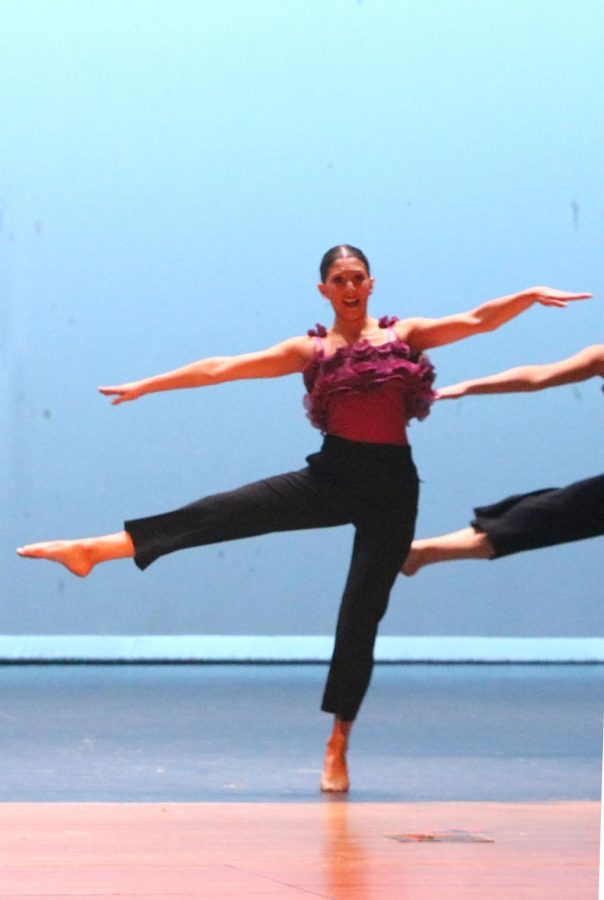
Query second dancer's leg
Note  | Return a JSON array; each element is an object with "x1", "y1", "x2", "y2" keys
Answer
[{"x1": 402, "y1": 473, "x2": 604, "y2": 575}]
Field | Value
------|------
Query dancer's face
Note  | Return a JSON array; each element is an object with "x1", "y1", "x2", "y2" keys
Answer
[{"x1": 318, "y1": 258, "x2": 374, "y2": 322}]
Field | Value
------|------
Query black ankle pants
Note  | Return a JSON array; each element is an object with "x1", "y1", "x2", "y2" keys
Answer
[
  {"x1": 472, "y1": 472, "x2": 604, "y2": 558},
  {"x1": 125, "y1": 435, "x2": 419, "y2": 721}
]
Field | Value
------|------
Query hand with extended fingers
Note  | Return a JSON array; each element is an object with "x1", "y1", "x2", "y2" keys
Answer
[
  {"x1": 528, "y1": 286, "x2": 592, "y2": 307},
  {"x1": 435, "y1": 384, "x2": 467, "y2": 400},
  {"x1": 98, "y1": 382, "x2": 146, "y2": 405}
]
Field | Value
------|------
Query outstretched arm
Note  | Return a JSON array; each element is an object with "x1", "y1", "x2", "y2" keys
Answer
[
  {"x1": 99, "y1": 336, "x2": 311, "y2": 405},
  {"x1": 438, "y1": 344, "x2": 604, "y2": 399},
  {"x1": 399, "y1": 287, "x2": 591, "y2": 352}
]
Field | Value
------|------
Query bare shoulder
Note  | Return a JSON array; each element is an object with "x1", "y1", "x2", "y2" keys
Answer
[
  {"x1": 281, "y1": 334, "x2": 318, "y2": 364},
  {"x1": 393, "y1": 317, "x2": 437, "y2": 352},
  {"x1": 258, "y1": 334, "x2": 318, "y2": 371}
]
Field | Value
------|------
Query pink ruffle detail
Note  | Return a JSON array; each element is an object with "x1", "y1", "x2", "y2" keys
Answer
[
  {"x1": 307, "y1": 323, "x2": 328, "y2": 338},
  {"x1": 303, "y1": 339, "x2": 436, "y2": 432}
]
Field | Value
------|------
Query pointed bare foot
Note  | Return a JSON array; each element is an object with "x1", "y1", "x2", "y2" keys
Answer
[
  {"x1": 402, "y1": 529, "x2": 495, "y2": 575},
  {"x1": 401, "y1": 543, "x2": 432, "y2": 576},
  {"x1": 320, "y1": 736, "x2": 350, "y2": 793},
  {"x1": 16, "y1": 540, "x2": 97, "y2": 577}
]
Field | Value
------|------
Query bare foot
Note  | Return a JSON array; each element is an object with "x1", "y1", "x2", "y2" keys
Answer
[
  {"x1": 402, "y1": 529, "x2": 495, "y2": 575},
  {"x1": 17, "y1": 531, "x2": 134, "y2": 577},
  {"x1": 401, "y1": 542, "x2": 433, "y2": 576},
  {"x1": 320, "y1": 733, "x2": 350, "y2": 793},
  {"x1": 16, "y1": 540, "x2": 98, "y2": 577}
]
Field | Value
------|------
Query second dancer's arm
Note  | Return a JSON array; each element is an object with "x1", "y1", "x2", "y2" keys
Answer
[{"x1": 437, "y1": 344, "x2": 604, "y2": 399}]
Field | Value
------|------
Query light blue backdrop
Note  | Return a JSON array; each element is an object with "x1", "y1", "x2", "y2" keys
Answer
[{"x1": 2, "y1": 0, "x2": 602, "y2": 641}]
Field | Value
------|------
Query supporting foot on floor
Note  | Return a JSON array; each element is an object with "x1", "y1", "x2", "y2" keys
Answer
[{"x1": 320, "y1": 719, "x2": 351, "y2": 793}]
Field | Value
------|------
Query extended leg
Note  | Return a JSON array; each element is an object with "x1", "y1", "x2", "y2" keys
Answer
[
  {"x1": 402, "y1": 474, "x2": 604, "y2": 574},
  {"x1": 17, "y1": 467, "x2": 349, "y2": 577},
  {"x1": 125, "y1": 467, "x2": 349, "y2": 569},
  {"x1": 472, "y1": 475, "x2": 604, "y2": 558}
]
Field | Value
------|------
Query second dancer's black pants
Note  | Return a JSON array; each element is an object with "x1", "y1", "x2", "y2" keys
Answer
[
  {"x1": 471, "y1": 472, "x2": 604, "y2": 558},
  {"x1": 125, "y1": 435, "x2": 419, "y2": 721}
]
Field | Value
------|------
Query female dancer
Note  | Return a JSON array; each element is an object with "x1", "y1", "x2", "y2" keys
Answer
[
  {"x1": 402, "y1": 344, "x2": 604, "y2": 575},
  {"x1": 16, "y1": 245, "x2": 589, "y2": 791}
]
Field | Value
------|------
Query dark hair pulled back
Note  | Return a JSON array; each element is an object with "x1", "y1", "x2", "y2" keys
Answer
[{"x1": 319, "y1": 245, "x2": 371, "y2": 282}]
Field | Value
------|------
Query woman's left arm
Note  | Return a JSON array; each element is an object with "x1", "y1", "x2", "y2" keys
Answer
[{"x1": 399, "y1": 287, "x2": 592, "y2": 352}]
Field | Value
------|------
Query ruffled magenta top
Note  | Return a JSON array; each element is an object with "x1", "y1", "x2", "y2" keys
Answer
[{"x1": 303, "y1": 316, "x2": 436, "y2": 445}]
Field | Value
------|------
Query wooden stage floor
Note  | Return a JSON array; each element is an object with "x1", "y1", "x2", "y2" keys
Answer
[{"x1": 0, "y1": 800, "x2": 599, "y2": 899}]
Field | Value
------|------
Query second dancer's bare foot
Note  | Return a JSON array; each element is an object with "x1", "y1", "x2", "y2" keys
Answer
[
  {"x1": 401, "y1": 541, "x2": 435, "y2": 576},
  {"x1": 16, "y1": 540, "x2": 99, "y2": 577},
  {"x1": 320, "y1": 722, "x2": 351, "y2": 793},
  {"x1": 402, "y1": 529, "x2": 495, "y2": 576}
]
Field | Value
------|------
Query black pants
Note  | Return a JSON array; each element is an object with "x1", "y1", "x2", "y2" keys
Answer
[
  {"x1": 472, "y1": 472, "x2": 604, "y2": 558},
  {"x1": 125, "y1": 435, "x2": 419, "y2": 721}
]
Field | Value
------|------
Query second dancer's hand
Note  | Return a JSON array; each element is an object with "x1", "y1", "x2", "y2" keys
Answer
[
  {"x1": 435, "y1": 384, "x2": 467, "y2": 400},
  {"x1": 98, "y1": 382, "x2": 146, "y2": 405}
]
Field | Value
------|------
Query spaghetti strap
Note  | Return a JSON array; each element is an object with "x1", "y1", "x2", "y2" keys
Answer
[
  {"x1": 378, "y1": 315, "x2": 399, "y2": 341},
  {"x1": 307, "y1": 323, "x2": 328, "y2": 352}
]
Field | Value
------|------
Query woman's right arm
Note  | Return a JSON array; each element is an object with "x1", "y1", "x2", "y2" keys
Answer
[
  {"x1": 98, "y1": 336, "x2": 312, "y2": 405},
  {"x1": 438, "y1": 344, "x2": 604, "y2": 399}
]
